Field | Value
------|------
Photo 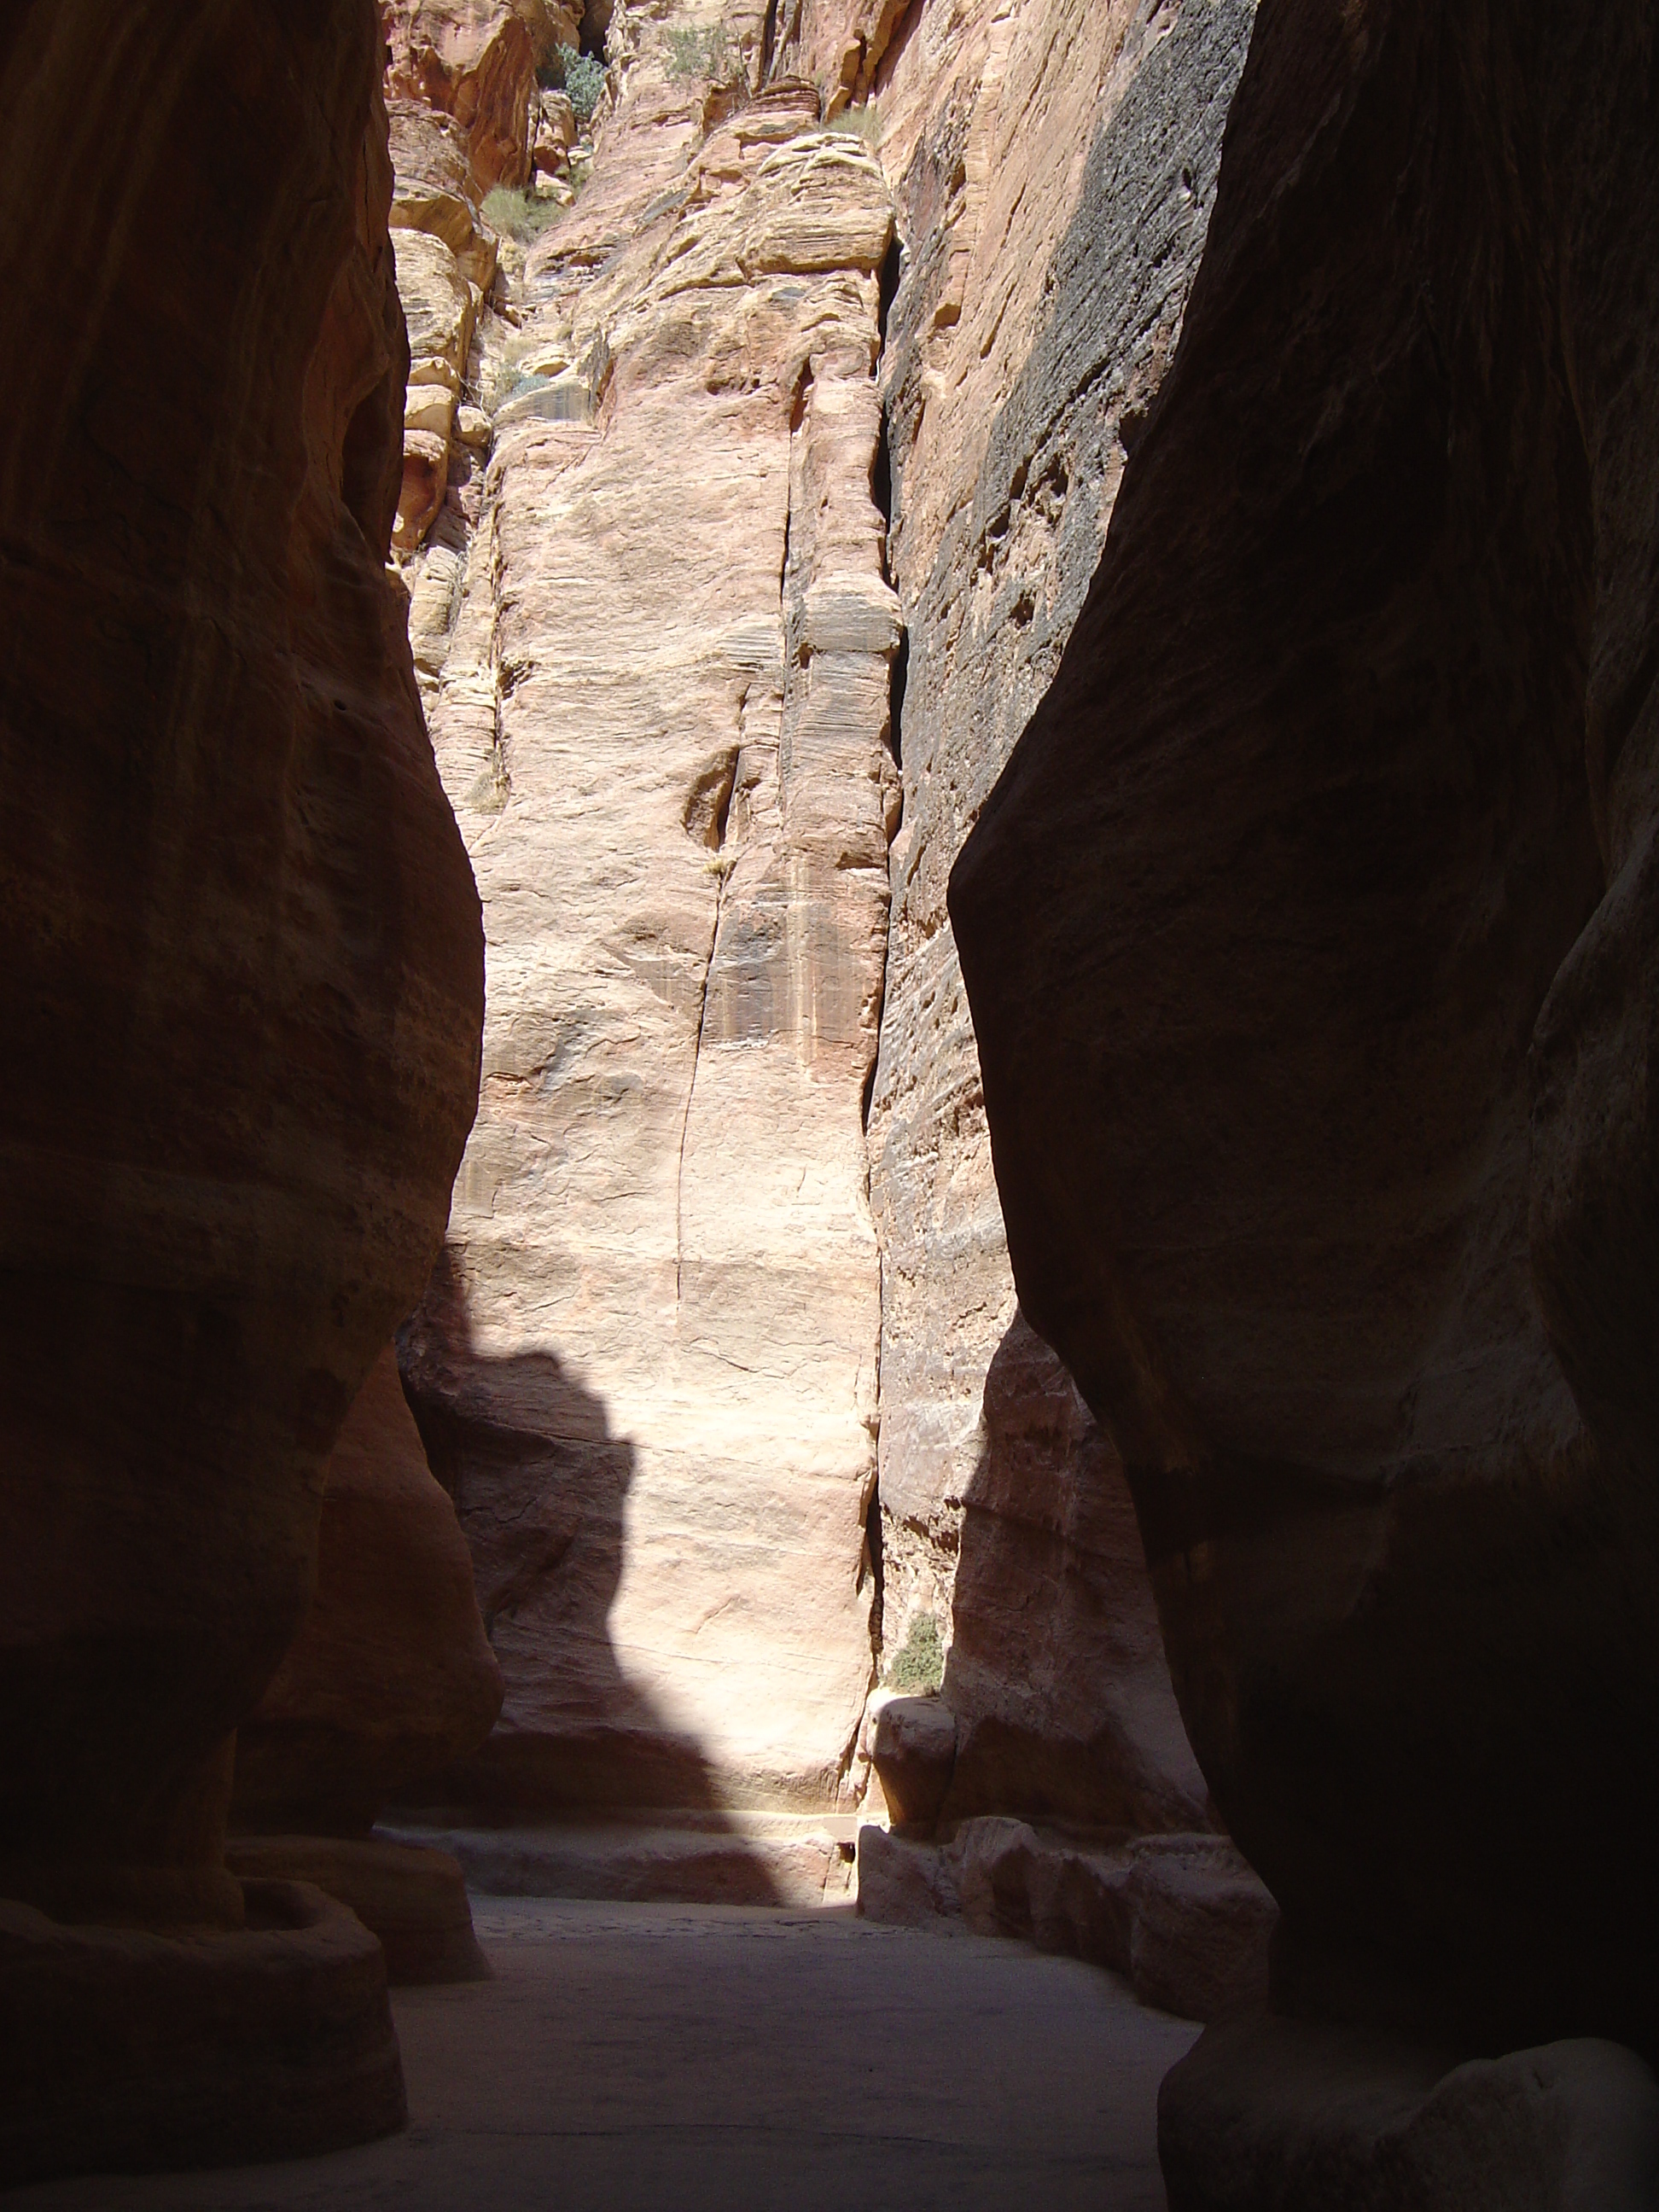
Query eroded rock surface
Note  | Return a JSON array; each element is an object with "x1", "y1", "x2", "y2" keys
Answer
[
  {"x1": 864, "y1": 0, "x2": 1254, "y2": 1830},
  {"x1": 400, "y1": 12, "x2": 899, "y2": 1813},
  {"x1": 952, "y1": 0, "x2": 1659, "y2": 2098},
  {"x1": 384, "y1": 0, "x2": 580, "y2": 193},
  {"x1": 233, "y1": 1348, "x2": 503, "y2": 1837},
  {"x1": 858, "y1": 1819, "x2": 1276, "y2": 2025},
  {"x1": 384, "y1": 0, "x2": 1257, "y2": 1854},
  {"x1": 0, "y1": 0, "x2": 481, "y2": 2175}
]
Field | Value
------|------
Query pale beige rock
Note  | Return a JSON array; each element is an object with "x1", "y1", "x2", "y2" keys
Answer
[
  {"x1": 390, "y1": 202, "x2": 480, "y2": 554},
  {"x1": 393, "y1": 228, "x2": 476, "y2": 388},
  {"x1": 406, "y1": 382, "x2": 458, "y2": 436},
  {"x1": 388, "y1": 101, "x2": 498, "y2": 289},
  {"x1": 867, "y1": 1690, "x2": 957, "y2": 1833},
  {"x1": 400, "y1": 9, "x2": 900, "y2": 1813},
  {"x1": 376, "y1": 0, "x2": 1263, "y2": 1850}
]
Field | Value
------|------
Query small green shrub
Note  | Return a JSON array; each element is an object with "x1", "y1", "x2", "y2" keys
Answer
[
  {"x1": 886, "y1": 1613, "x2": 944, "y2": 1694},
  {"x1": 663, "y1": 23, "x2": 732, "y2": 80},
  {"x1": 481, "y1": 185, "x2": 565, "y2": 245},
  {"x1": 539, "y1": 43, "x2": 607, "y2": 123},
  {"x1": 825, "y1": 102, "x2": 880, "y2": 143}
]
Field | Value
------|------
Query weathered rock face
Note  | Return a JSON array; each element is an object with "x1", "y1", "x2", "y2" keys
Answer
[
  {"x1": 400, "y1": 16, "x2": 899, "y2": 1813},
  {"x1": 0, "y1": 0, "x2": 481, "y2": 1916},
  {"x1": 0, "y1": 0, "x2": 481, "y2": 2174},
  {"x1": 233, "y1": 1349, "x2": 504, "y2": 1837},
  {"x1": 940, "y1": 1317, "x2": 1210, "y2": 1835},
  {"x1": 383, "y1": 0, "x2": 1259, "y2": 1848},
  {"x1": 953, "y1": 0, "x2": 1659, "y2": 2073},
  {"x1": 864, "y1": 0, "x2": 1255, "y2": 1828},
  {"x1": 384, "y1": 0, "x2": 581, "y2": 193}
]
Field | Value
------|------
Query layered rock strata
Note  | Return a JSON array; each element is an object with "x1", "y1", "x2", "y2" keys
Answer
[
  {"x1": 399, "y1": 16, "x2": 899, "y2": 1813},
  {"x1": 387, "y1": 100, "x2": 499, "y2": 554},
  {"x1": 862, "y1": 0, "x2": 1254, "y2": 1830},
  {"x1": 952, "y1": 0, "x2": 1659, "y2": 2193},
  {"x1": 0, "y1": 0, "x2": 481, "y2": 2174},
  {"x1": 383, "y1": 0, "x2": 1260, "y2": 1865},
  {"x1": 385, "y1": 0, "x2": 582, "y2": 195}
]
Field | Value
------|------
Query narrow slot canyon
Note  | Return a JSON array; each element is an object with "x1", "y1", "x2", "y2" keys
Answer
[{"x1": 3, "y1": 1, "x2": 1657, "y2": 2207}]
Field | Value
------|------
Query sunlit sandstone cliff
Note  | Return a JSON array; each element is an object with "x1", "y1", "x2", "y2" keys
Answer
[
  {"x1": 393, "y1": 3, "x2": 899, "y2": 1817},
  {"x1": 383, "y1": 0, "x2": 1254, "y2": 1844}
]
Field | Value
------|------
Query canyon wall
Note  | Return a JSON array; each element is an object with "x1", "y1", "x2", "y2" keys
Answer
[
  {"x1": 0, "y1": 0, "x2": 482, "y2": 2176},
  {"x1": 951, "y1": 0, "x2": 1659, "y2": 2193},
  {"x1": 863, "y1": 0, "x2": 1254, "y2": 1831},
  {"x1": 386, "y1": 0, "x2": 1254, "y2": 1837},
  {"x1": 395, "y1": 3, "x2": 898, "y2": 1814}
]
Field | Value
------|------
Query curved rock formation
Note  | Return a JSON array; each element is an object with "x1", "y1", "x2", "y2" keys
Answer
[
  {"x1": 0, "y1": 0, "x2": 482, "y2": 2174},
  {"x1": 385, "y1": 0, "x2": 581, "y2": 194},
  {"x1": 952, "y1": 0, "x2": 1659, "y2": 2181},
  {"x1": 864, "y1": 0, "x2": 1254, "y2": 1831},
  {"x1": 230, "y1": 1348, "x2": 502, "y2": 1982},
  {"x1": 234, "y1": 1349, "x2": 503, "y2": 1838}
]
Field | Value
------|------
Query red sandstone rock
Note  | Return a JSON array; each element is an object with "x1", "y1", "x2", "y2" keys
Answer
[
  {"x1": 224, "y1": 1838, "x2": 487, "y2": 1986},
  {"x1": 0, "y1": 1883, "x2": 405, "y2": 2186},
  {"x1": 952, "y1": 0, "x2": 1659, "y2": 2078},
  {"x1": 0, "y1": 0, "x2": 482, "y2": 2174},
  {"x1": 233, "y1": 1348, "x2": 504, "y2": 1837},
  {"x1": 940, "y1": 1314, "x2": 1213, "y2": 1837},
  {"x1": 384, "y1": 0, "x2": 580, "y2": 195},
  {"x1": 867, "y1": 1691, "x2": 957, "y2": 1834},
  {"x1": 856, "y1": 1819, "x2": 1275, "y2": 2024}
]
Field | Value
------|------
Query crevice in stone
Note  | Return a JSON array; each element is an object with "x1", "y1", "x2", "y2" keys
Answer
[
  {"x1": 886, "y1": 628, "x2": 909, "y2": 770},
  {"x1": 864, "y1": 1472, "x2": 885, "y2": 1640},
  {"x1": 674, "y1": 850, "x2": 726, "y2": 1314},
  {"x1": 871, "y1": 0, "x2": 925, "y2": 100},
  {"x1": 877, "y1": 230, "x2": 904, "y2": 349}
]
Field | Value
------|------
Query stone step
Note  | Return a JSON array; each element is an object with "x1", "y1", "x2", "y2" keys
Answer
[
  {"x1": 381, "y1": 1817, "x2": 858, "y2": 1911},
  {"x1": 857, "y1": 1819, "x2": 1277, "y2": 2025}
]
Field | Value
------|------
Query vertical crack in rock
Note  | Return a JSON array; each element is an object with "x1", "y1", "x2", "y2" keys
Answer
[
  {"x1": 383, "y1": 0, "x2": 1260, "y2": 1851},
  {"x1": 861, "y1": 0, "x2": 1260, "y2": 1831},
  {"x1": 674, "y1": 742, "x2": 739, "y2": 1310},
  {"x1": 396, "y1": 28, "x2": 902, "y2": 1816}
]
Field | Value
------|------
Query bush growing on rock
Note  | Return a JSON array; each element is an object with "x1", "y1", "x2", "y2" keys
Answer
[
  {"x1": 826, "y1": 102, "x2": 880, "y2": 143},
  {"x1": 539, "y1": 43, "x2": 606, "y2": 125},
  {"x1": 481, "y1": 185, "x2": 564, "y2": 245},
  {"x1": 663, "y1": 24, "x2": 732, "y2": 81},
  {"x1": 887, "y1": 1614, "x2": 945, "y2": 1694}
]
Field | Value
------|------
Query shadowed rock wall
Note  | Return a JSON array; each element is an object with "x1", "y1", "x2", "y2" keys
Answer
[
  {"x1": 0, "y1": 0, "x2": 483, "y2": 1901},
  {"x1": 0, "y1": 0, "x2": 483, "y2": 2175},
  {"x1": 953, "y1": 0, "x2": 1659, "y2": 2068},
  {"x1": 864, "y1": 0, "x2": 1254, "y2": 1831}
]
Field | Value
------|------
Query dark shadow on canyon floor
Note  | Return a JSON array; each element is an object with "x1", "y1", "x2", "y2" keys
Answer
[{"x1": 392, "y1": 1249, "x2": 779, "y2": 1901}]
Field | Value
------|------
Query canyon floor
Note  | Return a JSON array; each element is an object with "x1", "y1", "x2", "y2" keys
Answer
[{"x1": 13, "y1": 1899, "x2": 1196, "y2": 2210}]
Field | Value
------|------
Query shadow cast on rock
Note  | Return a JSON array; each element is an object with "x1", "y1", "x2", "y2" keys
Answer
[
  {"x1": 940, "y1": 1311, "x2": 1214, "y2": 1839},
  {"x1": 392, "y1": 1249, "x2": 783, "y2": 1901}
]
